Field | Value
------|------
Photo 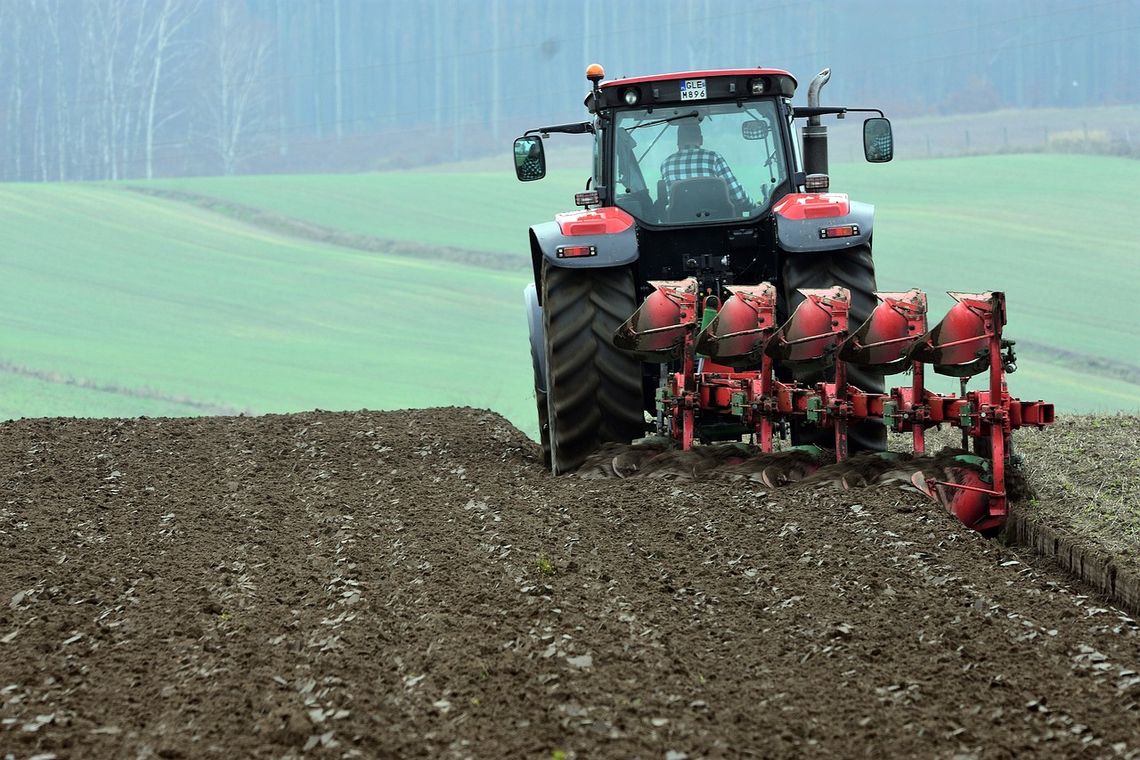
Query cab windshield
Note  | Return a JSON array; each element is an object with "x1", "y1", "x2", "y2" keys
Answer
[{"x1": 611, "y1": 99, "x2": 787, "y2": 225}]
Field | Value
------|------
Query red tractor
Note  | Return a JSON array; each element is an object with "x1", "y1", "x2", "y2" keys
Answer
[{"x1": 514, "y1": 64, "x2": 1051, "y2": 531}]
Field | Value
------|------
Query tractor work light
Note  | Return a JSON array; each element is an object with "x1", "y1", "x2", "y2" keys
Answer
[
  {"x1": 556, "y1": 245, "x2": 597, "y2": 258},
  {"x1": 819, "y1": 224, "x2": 860, "y2": 239},
  {"x1": 804, "y1": 173, "x2": 830, "y2": 192},
  {"x1": 622, "y1": 87, "x2": 640, "y2": 105},
  {"x1": 749, "y1": 77, "x2": 768, "y2": 95},
  {"x1": 575, "y1": 190, "x2": 600, "y2": 207}
]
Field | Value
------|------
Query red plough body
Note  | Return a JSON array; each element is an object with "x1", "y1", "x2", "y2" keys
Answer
[{"x1": 614, "y1": 280, "x2": 1054, "y2": 532}]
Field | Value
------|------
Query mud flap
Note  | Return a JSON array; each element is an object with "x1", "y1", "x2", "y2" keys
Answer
[{"x1": 524, "y1": 283, "x2": 547, "y2": 394}]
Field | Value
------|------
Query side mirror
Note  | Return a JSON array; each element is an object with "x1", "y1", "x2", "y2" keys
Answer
[
  {"x1": 742, "y1": 119, "x2": 770, "y2": 141},
  {"x1": 863, "y1": 117, "x2": 893, "y2": 163},
  {"x1": 514, "y1": 136, "x2": 546, "y2": 181}
]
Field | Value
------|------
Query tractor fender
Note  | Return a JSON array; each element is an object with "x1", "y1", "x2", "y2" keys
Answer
[
  {"x1": 529, "y1": 207, "x2": 639, "y2": 298},
  {"x1": 774, "y1": 192, "x2": 874, "y2": 253},
  {"x1": 524, "y1": 282, "x2": 547, "y2": 394}
]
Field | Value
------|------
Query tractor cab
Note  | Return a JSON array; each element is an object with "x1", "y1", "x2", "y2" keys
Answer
[
  {"x1": 595, "y1": 68, "x2": 798, "y2": 228},
  {"x1": 608, "y1": 96, "x2": 789, "y2": 225},
  {"x1": 514, "y1": 65, "x2": 893, "y2": 230}
]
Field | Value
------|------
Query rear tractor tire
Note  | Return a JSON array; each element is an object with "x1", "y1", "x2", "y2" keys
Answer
[{"x1": 541, "y1": 261, "x2": 645, "y2": 474}]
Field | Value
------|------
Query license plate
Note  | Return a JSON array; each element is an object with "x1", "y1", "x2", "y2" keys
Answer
[{"x1": 679, "y1": 79, "x2": 707, "y2": 101}]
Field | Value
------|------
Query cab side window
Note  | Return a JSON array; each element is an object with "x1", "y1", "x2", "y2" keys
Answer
[{"x1": 593, "y1": 127, "x2": 604, "y2": 188}]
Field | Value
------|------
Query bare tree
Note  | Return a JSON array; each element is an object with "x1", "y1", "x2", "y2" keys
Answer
[
  {"x1": 84, "y1": 0, "x2": 130, "y2": 179},
  {"x1": 43, "y1": 0, "x2": 71, "y2": 180},
  {"x1": 332, "y1": 0, "x2": 342, "y2": 142},
  {"x1": 143, "y1": 0, "x2": 196, "y2": 178},
  {"x1": 202, "y1": 0, "x2": 272, "y2": 175},
  {"x1": 4, "y1": 0, "x2": 27, "y2": 179}
]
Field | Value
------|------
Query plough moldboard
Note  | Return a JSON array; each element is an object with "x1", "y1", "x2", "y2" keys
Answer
[{"x1": 613, "y1": 279, "x2": 1055, "y2": 532}]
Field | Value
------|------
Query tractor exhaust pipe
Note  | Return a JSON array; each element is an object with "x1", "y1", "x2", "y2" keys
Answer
[{"x1": 802, "y1": 68, "x2": 831, "y2": 177}]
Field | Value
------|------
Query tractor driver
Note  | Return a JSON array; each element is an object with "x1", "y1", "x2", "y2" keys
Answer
[
  {"x1": 517, "y1": 140, "x2": 545, "y2": 181},
  {"x1": 660, "y1": 120, "x2": 752, "y2": 210}
]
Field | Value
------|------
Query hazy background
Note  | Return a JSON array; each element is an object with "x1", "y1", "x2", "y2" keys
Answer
[
  {"x1": 2, "y1": 0, "x2": 1137, "y2": 180},
  {"x1": 0, "y1": 0, "x2": 1138, "y2": 432}
]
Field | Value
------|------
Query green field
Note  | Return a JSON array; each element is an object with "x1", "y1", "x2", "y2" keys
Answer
[
  {"x1": 2, "y1": 154, "x2": 1138, "y2": 436},
  {"x1": 145, "y1": 170, "x2": 573, "y2": 256},
  {"x1": 0, "y1": 184, "x2": 534, "y2": 426}
]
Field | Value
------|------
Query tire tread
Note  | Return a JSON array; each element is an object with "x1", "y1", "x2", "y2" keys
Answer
[{"x1": 542, "y1": 263, "x2": 644, "y2": 473}]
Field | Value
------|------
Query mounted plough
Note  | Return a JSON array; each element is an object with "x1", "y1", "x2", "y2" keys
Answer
[{"x1": 613, "y1": 280, "x2": 1054, "y2": 532}]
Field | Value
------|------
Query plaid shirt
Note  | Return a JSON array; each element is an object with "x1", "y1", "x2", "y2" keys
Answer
[
  {"x1": 519, "y1": 156, "x2": 544, "y2": 180},
  {"x1": 660, "y1": 147, "x2": 750, "y2": 206}
]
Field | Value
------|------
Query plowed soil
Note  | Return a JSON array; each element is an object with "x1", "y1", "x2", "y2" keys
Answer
[{"x1": 2, "y1": 409, "x2": 1139, "y2": 759}]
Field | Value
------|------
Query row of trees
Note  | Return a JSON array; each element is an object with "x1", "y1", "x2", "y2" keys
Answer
[
  {"x1": 0, "y1": 0, "x2": 272, "y2": 181},
  {"x1": 1, "y1": 0, "x2": 1136, "y2": 182}
]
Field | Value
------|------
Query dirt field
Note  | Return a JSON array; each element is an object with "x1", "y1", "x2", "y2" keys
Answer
[{"x1": 2, "y1": 409, "x2": 1139, "y2": 759}]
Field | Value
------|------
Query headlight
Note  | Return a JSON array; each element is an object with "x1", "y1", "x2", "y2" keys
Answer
[{"x1": 623, "y1": 87, "x2": 640, "y2": 106}]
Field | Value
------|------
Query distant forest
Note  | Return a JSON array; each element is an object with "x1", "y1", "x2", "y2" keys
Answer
[{"x1": 1, "y1": 0, "x2": 1136, "y2": 181}]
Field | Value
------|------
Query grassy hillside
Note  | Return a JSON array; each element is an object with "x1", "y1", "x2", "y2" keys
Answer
[
  {"x1": 836, "y1": 154, "x2": 1140, "y2": 409},
  {"x1": 145, "y1": 154, "x2": 1140, "y2": 412},
  {"x1": 833, "y1": 154, "x2": 1138, "y2": 359},
  {"x1": 2, "y1": 154, "x2": 1136, "y2": 436},
  {"x1": 0, "y1": 184, "x2": 534, "y2": 425},
  {"x1": 145, "y1": 170, "x2": 576, "y2": 256}
]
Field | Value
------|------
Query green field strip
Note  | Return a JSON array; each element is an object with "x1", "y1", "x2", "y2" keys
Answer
[
  {"x1": 0, "y1": 183, "x2": 536, "y2": 429},
  {"x1": 1002, "y1": 365, "x2": 1140, "y2": 412},
  {"x1": 144, "y1": 170, "x2": 586, "y2": 256},
  {"x1": 838, "y1": 156, "x2": 1138, "y2": 364},
  {"x1": 0, "y1": 370, "x2": 231, "y2": 421},
  {"x1": 2, "y1": 154, "x2": 1136, "y2": 431},
  {"x1": 125, "y1": 186, "x2": 526, "y2": 272},
  {"x1": 147, "y1": 154, "x2": 1137, "y2": 383}
]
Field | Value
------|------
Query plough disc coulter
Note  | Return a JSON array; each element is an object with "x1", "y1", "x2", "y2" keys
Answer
[{"x1": 613, "y1": 279, "x2": 1054, "y2": 532}]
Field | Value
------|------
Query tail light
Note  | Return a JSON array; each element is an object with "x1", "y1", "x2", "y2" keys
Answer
[{"x1": 556, "y1": 245, "x2": 596, "y2": 258}]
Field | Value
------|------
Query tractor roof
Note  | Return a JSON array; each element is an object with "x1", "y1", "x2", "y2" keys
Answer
[
  {"x1": 590, "y1": 67, "x2": 797, "y2": 109},
  {"x1": 599, "y1": 68, "x2": 796, "y2": 89}
]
